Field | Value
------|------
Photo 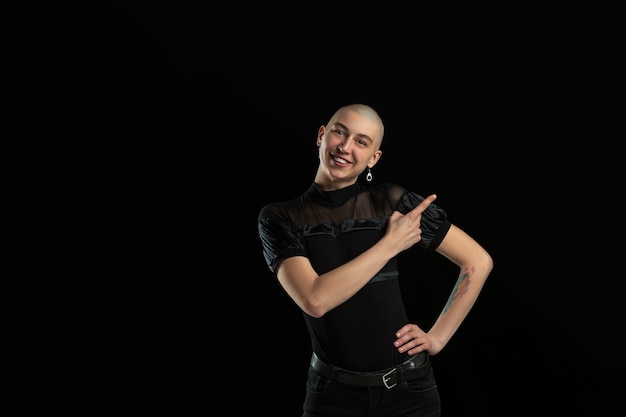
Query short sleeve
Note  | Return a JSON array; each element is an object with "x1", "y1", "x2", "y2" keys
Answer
[
  {"x1": 396, "y1": 191, "x2": 451, "y2": 250},
  {"x1": 258, "y1": 213, "x2": 307, "y2": 274}
]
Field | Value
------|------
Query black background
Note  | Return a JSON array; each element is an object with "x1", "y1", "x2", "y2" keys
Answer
[{"x1": 110, "y1": 3, "x2": 624, "y2": 416}]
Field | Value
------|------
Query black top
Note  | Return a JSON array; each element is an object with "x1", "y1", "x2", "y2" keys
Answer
[{"x1": 258, "y1": 182, "x2": 451, "y2": 372}]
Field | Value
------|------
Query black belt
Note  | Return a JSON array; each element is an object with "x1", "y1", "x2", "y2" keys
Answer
[{"x1": 310, "y1": 351, "x2": 430, "y2": 389}]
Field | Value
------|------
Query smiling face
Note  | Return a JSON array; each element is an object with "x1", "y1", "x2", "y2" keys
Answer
[{"x1": 315, "y1": 105, "x2": 383, "y2": 190}]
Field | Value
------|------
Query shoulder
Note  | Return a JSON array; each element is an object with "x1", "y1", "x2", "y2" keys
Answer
[
  {"x1": 259, "y1": 198, "x2": 296, "y2": 221},
  {"x1": 360, "y1": 182, "x2": 406, "y2": 196},
  {"x1": 361, "y1": 182, "x2": 408, "y2": 207},
  {"x1": 258, "y1": 186, "x2": 311, "y2": 222}
]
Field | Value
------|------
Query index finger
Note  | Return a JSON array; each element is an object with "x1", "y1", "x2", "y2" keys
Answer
[{"x1": 408, "y1": 194, "x2": 437, "y2": 218}]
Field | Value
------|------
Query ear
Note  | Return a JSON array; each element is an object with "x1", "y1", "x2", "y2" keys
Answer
[
  {"x1": 316, "y1": 125, "x2": 325, "y2": 147},
  {"x1": 368, "y1": 150, "x2": 383, "y2": 168}
]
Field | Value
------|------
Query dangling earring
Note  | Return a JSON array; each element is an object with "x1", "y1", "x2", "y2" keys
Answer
[{"x1": 366, "y1": 168, "x2": 373, "y2": 182}]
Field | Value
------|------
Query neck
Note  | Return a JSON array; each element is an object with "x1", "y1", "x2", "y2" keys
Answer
[{"x1": 314, "y1": 174, "x2": 358, "y2": 192}]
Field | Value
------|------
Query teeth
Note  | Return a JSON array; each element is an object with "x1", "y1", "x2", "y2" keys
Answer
[{"x1": 333, "y1": 156, "x2": 348, "y2": 164}]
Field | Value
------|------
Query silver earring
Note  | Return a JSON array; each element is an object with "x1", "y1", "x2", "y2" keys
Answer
[{"x1": 366, "y1": 168, "x2": 373, "y2": 182}]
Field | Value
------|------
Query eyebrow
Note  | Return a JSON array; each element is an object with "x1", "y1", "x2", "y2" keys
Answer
[{"x1": 333, "y1": 122, "x2": 374, "y2": 144}]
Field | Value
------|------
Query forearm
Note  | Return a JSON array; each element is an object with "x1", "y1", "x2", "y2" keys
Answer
[
  {"x1": 428, "y1": 263, "x2": 491, "y2": 348},
  {"x1": 314, "y1": 204, "x2": 438, "y2": 314},
  {"x1": 308, "y1": 236, "x2": 401, "y2": 316}
]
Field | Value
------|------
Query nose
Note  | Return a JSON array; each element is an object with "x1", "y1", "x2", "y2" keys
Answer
[{"x1": 337, "y1": 140, "x2": 351, "y2": 153}]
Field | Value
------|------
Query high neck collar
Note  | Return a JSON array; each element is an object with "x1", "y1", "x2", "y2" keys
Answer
[{"x1": 307, "y1": 182, "x2": 360, "y2": 206}]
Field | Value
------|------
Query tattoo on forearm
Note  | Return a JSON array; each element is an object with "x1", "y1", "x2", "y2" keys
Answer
[{"x1": 442, "y1": 266, "x2": 474, "y2": 314}]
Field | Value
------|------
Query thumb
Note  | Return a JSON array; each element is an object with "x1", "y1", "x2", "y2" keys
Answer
[{"x1": 388, "y1": 211, "x2": 403, "y2": 222}]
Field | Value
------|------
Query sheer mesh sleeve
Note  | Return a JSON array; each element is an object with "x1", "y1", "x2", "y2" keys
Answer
[
  {"x1": 396, "y1": 191, "x2": 451, "y2": 250},
  {"x1": 258, "y1": 211, "x2": 307, "y2": 274}
]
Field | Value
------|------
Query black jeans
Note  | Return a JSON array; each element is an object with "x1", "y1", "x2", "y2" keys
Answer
[{"x1": 302, "y1": 358, "x2": 440, "y2": 417}]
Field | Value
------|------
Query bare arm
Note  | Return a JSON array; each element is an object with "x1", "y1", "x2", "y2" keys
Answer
[
  {"x1": 394, "y1": 224, "x2": 493, "y2": 355},
  {"x1": 276, "y1": 194, "x2": 438, "y2": 318}
]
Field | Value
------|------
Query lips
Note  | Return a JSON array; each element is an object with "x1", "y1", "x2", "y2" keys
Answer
[{"x1": 331, "y1": 153, "x2": 350, "y2": 165}]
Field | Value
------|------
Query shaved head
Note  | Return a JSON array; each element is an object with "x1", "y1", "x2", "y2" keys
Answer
[{"x1": 327, "y1": 104, "x2": 385, "y2": 149}]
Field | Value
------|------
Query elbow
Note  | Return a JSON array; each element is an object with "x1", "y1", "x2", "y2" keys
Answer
[
  {"x1": 301, "y1": 296, "x2": 331, "y2": 319},
  {"x1": 481, "y1": 251, "x2": 494, "y2": 276},
  {"x1": 464, "y1": 247, "x2": 493, "y2": 280}
]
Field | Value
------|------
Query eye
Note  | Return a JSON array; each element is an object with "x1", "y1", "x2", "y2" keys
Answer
[
  {"x1": 331, "y1": 128, "x2": 345, "y2": 136},
  {"x1": 355, "y1": 137, "x2": 373, "y2": 147}
]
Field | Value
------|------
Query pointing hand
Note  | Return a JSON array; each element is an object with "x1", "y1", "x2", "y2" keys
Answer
[{"x1": 385, "y1": 194, "x2": 437, "y2": 253}]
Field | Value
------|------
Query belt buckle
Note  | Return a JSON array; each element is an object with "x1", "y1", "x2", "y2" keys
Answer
[{"x1": 382, "y1": 367, "x2": 397, "y2": 389}]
